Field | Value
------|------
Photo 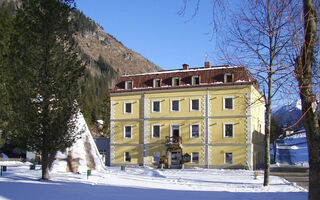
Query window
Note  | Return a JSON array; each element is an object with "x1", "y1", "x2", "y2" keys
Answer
[
  {"x1": 153, "y1": 152, "x2": 160, "y2": 162},
  {"x1": 224, "y1": 97, "x2": 234, "y2": 110},
  {"x1": 171, "y1": 125, "x2": 180, "y2": 137},
  {"x1": 124, "y1": 125, "x2": 132, "y2": 138},
  {"x1": 124, "y1": 102, "x2": 132, "y2": 114},
  {"x1": 192, "y1": 76, "x2": 200, "y2": 85},
  {"x1": 190, "y1": 124, "x2": 200, "y2": 138},
  {"x1": 125, "y1": 152, "x2": 131, "y2": 162},
  {"x1": 224, "y1": 123, "x2": 234, "y2": 138},
  {"x1": 224, "y1": 74, "x2": 233, "y2": 83},
  {"x1": 152, "y1": 125, "x2": 161, "y2": 138},
  {"x1": 152, "y1": 100, "x2": 160, "y2": 113},
  {"x1": 192, "y1": 152, "x2": 199, "y2": 163},
  {"x1": 125, "y1": 81, "x2": 132, "y2": 89},
  {"x1": 225, "y1": 152, "x2": 233, "y2": 164},
  {"x1": 171, "y1": 100, "x2": 180, "y2": 112},
  {"x1": 172, "y1": 77, "x2": 179, "y2": 86},
  {"x1": 190, "y1": 99, "x2": 200, "y2": 111},
  {"x1": 153, "y1": 79, "x2": 161, "y2": 88}
]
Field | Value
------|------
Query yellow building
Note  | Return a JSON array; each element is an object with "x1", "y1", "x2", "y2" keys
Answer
[{"x1": 110, "y1": 62, "x2": 265, "y2": 169}]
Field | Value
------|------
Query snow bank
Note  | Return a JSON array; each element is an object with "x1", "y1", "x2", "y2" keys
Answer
[
  {"x1": 0, "y1": 161, "x2": 32, "y2": 167},
  {"x1": 51, "y1": 111, "x2": 104, "y2": 173},
  {"x1": 0, "y1": 166, "x2": 307, "y2": 200}
]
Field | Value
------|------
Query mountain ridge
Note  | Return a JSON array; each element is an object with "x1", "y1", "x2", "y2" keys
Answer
[
  {"x1": 74, "y1": 12, "x2": 161, "y2": 78},
  {"x1": 273, "y1": 100, "x2": 303, "y2": 131}
]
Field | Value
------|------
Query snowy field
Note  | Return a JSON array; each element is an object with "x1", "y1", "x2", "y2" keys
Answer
[{"x1": 0, "y1": 165, "x2": 307, "y2": 200}]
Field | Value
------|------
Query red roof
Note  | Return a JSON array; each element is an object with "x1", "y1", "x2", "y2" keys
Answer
[{"x1": 111, "y1": 65, "x2": 259, "y2": 94}]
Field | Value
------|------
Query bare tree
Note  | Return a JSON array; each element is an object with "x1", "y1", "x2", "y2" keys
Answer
[
  {"x1": 221, "y1": 0, "x2": 297, "y2": 186},
  {"x1": 294, "y1": 0, "x2": 320, "y2": 199},
  {"x1": 180, "y1": 0, "x2": 320, "y2": 197},
  {"x1": 180, "y1": 0, "x2": 295, "y2": 186}
]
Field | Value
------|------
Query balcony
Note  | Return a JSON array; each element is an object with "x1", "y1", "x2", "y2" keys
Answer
[{"x1": 165, "y1": 136, "x2": 182, "y2": 145}]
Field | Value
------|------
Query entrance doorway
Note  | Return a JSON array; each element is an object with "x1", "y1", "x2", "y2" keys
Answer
[{"x1": 167, "y1": 148, "x2": 182, "y2": 169}]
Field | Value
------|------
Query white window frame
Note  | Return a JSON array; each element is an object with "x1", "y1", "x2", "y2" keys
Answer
[
  {"x1": 153, "y1": 152, "x2": 160, "y2": 163},
  {"x1": 223, "y1": 123, "x2": 234, "y2": 138},
  {"x1": 171, "y1": 99, "x2": 180, "y2": 112},
  {"x1": 123, "y1": 125, "x2": 132, "y2": 139},
  {"x1": 172, "y1": 77, "x2": 179, "y2": 86},
  {"x1": 124, "y1": 152, "x2": 131, "y2": 162},
  {"x1": 170, "y1": 124, "x2": 180, "y2": 137},
  {"x1": 192, "y1": 76, "x2": 200, "y2": 85},
  {"x1": 225, "y1": 152, "x2": 233, "y2": 164},
  {"x1": 125, "y1": 80, "x2": 133, "y2": 90},
  {"x1": 153, "y1": 78, "x2": 161, "y2": 88},
  {"x1": 224, "y1": 73, "x2": 233, "y2": 83},
  {"x1": 192, "y1": 152, "x2": 199, "y2": 164},
  {"x1": 223, "y1": 96, "x2": 234, "y2": 110},
  {"x1": 152, "y1": 124, "x2": 161, "y2": 138},
  {"x1": 190, "y1": 98, "x2": 200, "y2": 111},
  {"x1": 152, "y1": 100, "x2": 161, "y2": 113},
  {"x1": 124, "y1": 102, "x2": 133, "y2": 114},
  {"x1": 190, "y1": 124, "x2": 200, "y2": 138}
]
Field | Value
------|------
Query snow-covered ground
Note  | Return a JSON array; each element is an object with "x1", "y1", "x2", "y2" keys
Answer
[{"x1": 0, "y1": 165, "x2": 307, "y2": 200}]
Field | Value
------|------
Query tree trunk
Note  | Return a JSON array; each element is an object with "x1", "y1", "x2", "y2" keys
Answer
[
  {"x1": 41, "y1": 152, "x2": 50, "y2": 180},
  {"x1": 295, "y1": 1, "x2": 320, "y2": 199},
  {"x1": 264, "y1": 102, "x2": 272, "y2": 186},
  {"x1": 263, "y1": 0, "x2": 274, "y2": 186}
]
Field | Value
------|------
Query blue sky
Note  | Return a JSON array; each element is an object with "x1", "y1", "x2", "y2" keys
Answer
[{"x1": 76, "y1": 0, "x2": 220, "y2": 70}]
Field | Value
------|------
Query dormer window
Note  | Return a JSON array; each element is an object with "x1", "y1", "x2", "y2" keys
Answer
[
  {"x1": 192, "y1": 76, "x2": 200, "y2": 85},
  {"x1": 224, "y1": 74, "x2": 233, "y2": 83},
  {"x1": 172, "y1": 77, "x2": 179, "y2": 86},
  {"x1": 125, "y1": 80, "x2": 133, "y2": 89},
  {"x1": 153, "y1": 79, "x2": 161, "y2": 88}
]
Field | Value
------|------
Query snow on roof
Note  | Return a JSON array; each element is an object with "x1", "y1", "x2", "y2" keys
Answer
[
  {"x1": 112, "y1": 65, "x2": 258, "y2": 93},
  {"x1": 122, "y1": 65, "x2": 240, "y2": 77}
]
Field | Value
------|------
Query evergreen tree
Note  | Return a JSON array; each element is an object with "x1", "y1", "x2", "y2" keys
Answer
[
  {"x1": 5, "y1": 0, "x2": 84, "y2": 180},
  {"x1": 78, "y1": 55, "x2": 116, "y2": 130},
  {"x1": 101, "y1": 87, "x2": 110, "y2": 138},
  {"x1": 0, "y1": 2, "x2": 15, "y2": 149}
]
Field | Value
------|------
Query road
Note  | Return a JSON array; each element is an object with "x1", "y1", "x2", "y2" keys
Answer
[{"x1": 271, "y1": 170, "x2": 309, "y2": 190}]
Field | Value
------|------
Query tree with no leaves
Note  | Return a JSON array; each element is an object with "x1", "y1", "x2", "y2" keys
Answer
[
  {"x1": 180, "y1": 0, "x2": 295, "y2": 186},
  {"x1": 220, "y1": 0, "x2": 296, "y2": 186},
  {"x1": 180, "y1": 1, "x2": 319, "y2": 197},
  {"x1": 293, "y1": 0, "x2": 320, "y2": 199}
]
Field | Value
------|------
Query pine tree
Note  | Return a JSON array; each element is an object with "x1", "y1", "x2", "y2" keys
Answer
[
  {"x1": 5, "y1": 0, "x2": 84, "y2": 180},
  {"x1": 0, "y1": 2, "x2": 15, "y2": 149}
]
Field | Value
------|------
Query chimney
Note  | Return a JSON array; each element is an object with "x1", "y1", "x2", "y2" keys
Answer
[
  {"x1": 205, "y1": 61, "x2": 211, "y2": 68},
  {"x1": 182, "y1": 64, "x2": 189, "y2": 70}
]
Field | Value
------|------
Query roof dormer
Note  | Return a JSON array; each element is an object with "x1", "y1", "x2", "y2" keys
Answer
[
  {"x1": 125, "y1": 80, "x2": 133, "y2": 90},
  {"x1": 153, "y1": 78, "x2": 161, "y2": 88},
  {"x1": 172, "y1": 77, "x2": 180, "y2": 86},
  {"x1": 192, "y1": 75, "x2": 200, "y2": 85},
  {"x1": 224, "y1": 73, "x2": 233, "y2": 83}
]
